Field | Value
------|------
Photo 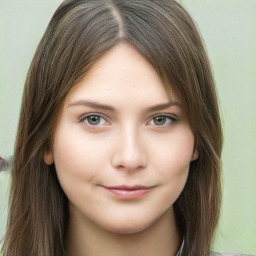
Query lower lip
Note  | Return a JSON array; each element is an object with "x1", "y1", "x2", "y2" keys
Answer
[{"x1": 104, "y1": 187, "x2": 152, "y2": 200}]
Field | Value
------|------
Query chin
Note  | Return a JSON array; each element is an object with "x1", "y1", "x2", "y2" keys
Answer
[
  {"x1": 101, "y1": 212, "x2": 167, "y2": 235},
  {"x1": 105, "y1": 222, "x2": 152, "y2": 235}
]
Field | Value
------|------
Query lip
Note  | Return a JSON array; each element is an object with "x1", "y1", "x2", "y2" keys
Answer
[{"x1": 102, "y1": 185, "x2": 155, "y2": 200}]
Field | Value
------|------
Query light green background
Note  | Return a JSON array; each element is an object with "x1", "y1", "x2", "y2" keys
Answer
[{"x1": 0, "y1": 0, "x2": 255, "y2": 254}]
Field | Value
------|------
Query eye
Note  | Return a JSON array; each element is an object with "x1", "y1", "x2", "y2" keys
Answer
[
  {"x1": 148, "y1": 115, "x2": 177, "y2": 126},
  {"x1": 80, "y1": 114, "x2": 109, "y2": 126}
]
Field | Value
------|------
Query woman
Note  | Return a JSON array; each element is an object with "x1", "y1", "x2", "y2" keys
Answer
[{"x1": 2, "y1": 0, "x2": 223, "y2": 255}]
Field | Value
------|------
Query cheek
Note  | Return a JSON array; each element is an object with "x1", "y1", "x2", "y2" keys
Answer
[
  {"x1": 52, "y1": 127, "x2": 119, "y2": 203},
  {"x1": 52, "y1": 122, "x2": 107, "y2": 183},
  {"x1": 51, "y1": 126, "x2": 110, "y2": 209},
  {"x1": 147, "y1": 128, "x2": 194, "y2": 202},
  {"x1": 150, "y1": 129, "x2": 194, "y2": 175}
]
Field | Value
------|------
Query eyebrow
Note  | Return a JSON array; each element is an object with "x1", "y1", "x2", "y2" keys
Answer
[
  {"x1": 68, "y1": 100, "x2": 115, "y2": 111},
  {"x1": 68, "y1": 99, "x2": 181, "y2": 112},
  {"x1": 146, "y1": 101, "x2": 182, "y2": 112}
]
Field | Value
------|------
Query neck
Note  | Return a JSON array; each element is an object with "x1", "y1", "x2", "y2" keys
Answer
[{"x1": 66, "y1": 207, "x2": 181, "y2": 256}]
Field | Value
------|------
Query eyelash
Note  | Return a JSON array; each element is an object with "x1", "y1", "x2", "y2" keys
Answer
[
  {"x1": 79, "y1": 113, "x2": 110, "y2": 127},
  {"x1": 79, "y1": 113, "x2": 178, "y2": 128},
  {"x1": 148, "y1": 114, "x2": 178, "y2": 127}
]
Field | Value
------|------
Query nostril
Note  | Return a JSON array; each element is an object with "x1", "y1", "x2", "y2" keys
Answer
[{"x1": 116, "y1": 165, "x2": 144, "y2": 171}]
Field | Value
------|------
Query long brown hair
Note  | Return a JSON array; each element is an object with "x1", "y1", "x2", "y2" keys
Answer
[{"x1": 2, "y1": 1, "x2": 223, "y2": 255}]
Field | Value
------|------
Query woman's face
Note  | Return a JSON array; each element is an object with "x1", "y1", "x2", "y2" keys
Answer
[{"x1": 44, "y1": 43, "x2": 197, "y2": 234}]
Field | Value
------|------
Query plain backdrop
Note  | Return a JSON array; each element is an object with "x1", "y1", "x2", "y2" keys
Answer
[{"x1": 0, "y1": 0, "x2": 255, "y2": 254}]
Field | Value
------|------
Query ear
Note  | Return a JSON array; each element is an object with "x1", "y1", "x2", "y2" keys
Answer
[
  {"x1": 191, "y1": 149, "x2": 199, "y2": 161},
  {"x1": 44, "y1": 149, "x2": 54, "y2": 165}
]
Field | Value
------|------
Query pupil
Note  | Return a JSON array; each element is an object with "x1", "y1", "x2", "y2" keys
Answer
[
  {"x1": 154, "y1": 116, "x2": 166, "y2": 125},
  {"x1": 88, "y1": 116, "x2": 100, "y2": 125}
]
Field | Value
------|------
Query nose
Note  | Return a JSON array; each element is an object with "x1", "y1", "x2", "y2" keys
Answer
[{"x1": 111, "y1": 127, "x2": 147, "y2": 171}]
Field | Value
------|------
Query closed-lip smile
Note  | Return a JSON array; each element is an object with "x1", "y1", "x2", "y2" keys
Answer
[{"x1": 101, "y1": 185, "x2": 155, "y2": 200}]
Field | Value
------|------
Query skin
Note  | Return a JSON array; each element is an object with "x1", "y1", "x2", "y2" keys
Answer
[{"x1": 44, "y1": 43, "x2": 197, "y2": 256}]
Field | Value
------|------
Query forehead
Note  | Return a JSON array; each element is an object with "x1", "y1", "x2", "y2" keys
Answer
[{"x1": 66, "y1": 43, "x2": 178, "y2": 107}]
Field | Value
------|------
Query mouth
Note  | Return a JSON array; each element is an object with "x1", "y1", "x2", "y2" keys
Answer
[{"x1": 101, "y1": 185, "x2": 155, "y2": 200}]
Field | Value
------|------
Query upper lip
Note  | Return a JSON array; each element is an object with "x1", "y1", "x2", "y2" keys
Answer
[{"x1": 102, "y1": 185, "x2": 155, "y2": 190}]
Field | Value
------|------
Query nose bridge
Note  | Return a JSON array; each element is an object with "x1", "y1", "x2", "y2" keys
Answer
[{"x1": 111, "y1": 124, "x2": 147, "y2": 171}]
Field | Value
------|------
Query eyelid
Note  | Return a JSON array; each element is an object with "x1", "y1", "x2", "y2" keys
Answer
[
  {"x1": 79, "y1": 112, "x2": 110, "y2": 125},
  {"x1": 78, "y1": 112, "x2": 178, "y2": 127},
  {"x1": 147, "y1": 113, "x2": 178, "y2": 126},
  {"x1": 149, "y1": 113, "x2": 178, "y2": 120}
]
